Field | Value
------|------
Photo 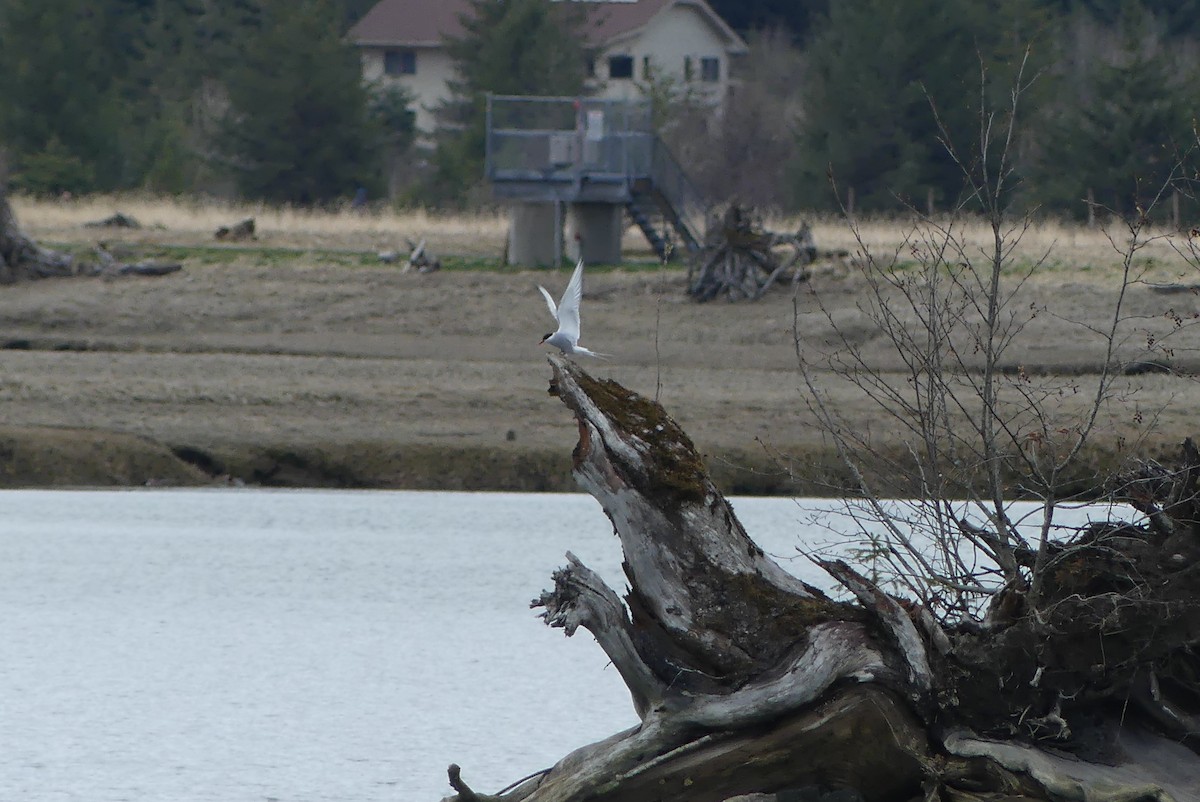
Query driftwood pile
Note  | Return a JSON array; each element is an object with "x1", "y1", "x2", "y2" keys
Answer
[
  {"x1": 378, "y1": 238, "x2": 441, "y2": 273},
  {"x1": 687, "y1": 204, "x2": 817, "y2": 302},
  {"x1": 437, "y1": 354, "x2": 1200, "y2": 802},
  {"x1": 404, "y1": 237, "x2": 440, "y2": 273},
  {"x1": 214, "y1": 218, "x2": 256, "y2": 241},
  {"x1": 83, "y1": 212, "x2": 141, "y2": 229},
  {"x1": 0, "y1": 189, "x2": 180, "y2": 283}
]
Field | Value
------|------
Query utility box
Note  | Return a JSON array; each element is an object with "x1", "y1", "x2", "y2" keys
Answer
[{"x1": 548, "y1": 134, "x2": 577, "y2": 168}]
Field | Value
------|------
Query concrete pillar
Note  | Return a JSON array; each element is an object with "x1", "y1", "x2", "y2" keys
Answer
[
  {"x1": 565, "y1": 202, "x2": 623, "y2": 265},
  {"x1": 507, "y1": 203, "x2": 559, "y2": 266}
]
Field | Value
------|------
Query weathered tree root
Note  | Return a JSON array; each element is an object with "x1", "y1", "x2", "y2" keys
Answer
[
  {"x1": 0, "y1": 188, "x2": 181, "y2": 283},
  {"x1": 439, "y1": 356, "x2": 1200, "y2": 802},
  {"x1": 687, "y1": 204, "x2": 816, "y2": 302}
]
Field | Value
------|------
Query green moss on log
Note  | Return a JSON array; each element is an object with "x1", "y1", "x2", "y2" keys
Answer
[{"x1": 572, "y1": 370, "x2": 709, "y2": 504}]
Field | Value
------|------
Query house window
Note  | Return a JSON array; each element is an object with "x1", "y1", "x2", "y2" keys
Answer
[
  {"x1": 608, "y1": 55, "x2": 633, "y2": 80},
  {"x1": 683, "y1": 56, "x2": 693, "y2": 81},
  {"x1": 700, "y1": 56, "x2": 719, "y2": 82},
  {"x1": 642, "y1": 55, "x2": 652, "y2": 79},
  {"x1": 586, "y1": 57, "x2": 596, "y2": 78},
  {"x1": 384, "y1": 49, "x2": 416, "y2": 76}
]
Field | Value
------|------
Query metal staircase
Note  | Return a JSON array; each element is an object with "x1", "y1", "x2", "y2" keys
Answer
[
  {"x1": 625, "y1": 192, "x2": 674, "y2": 261},
  {"x1": 484, "y1": 95, "x2": 709, "y2": 262},
  {"x1": 625, "y1": 138, "x2": 705, "y2": 261}
]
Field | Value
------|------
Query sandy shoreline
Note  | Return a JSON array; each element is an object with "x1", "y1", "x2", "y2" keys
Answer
[{"x1": 4, "y1": 206, "x2": 1200, "y2": 493}]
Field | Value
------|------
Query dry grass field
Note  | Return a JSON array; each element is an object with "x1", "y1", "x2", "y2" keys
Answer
[
  {"x1": 23, "y1": 193, "x2": 1191, "y2": 266},
  {"x1": 19, "y1": 194, "x2": 513, "y2": 255},
  {"x1": 4, "y1": 193, "x2": 1200, "y2": 492}
]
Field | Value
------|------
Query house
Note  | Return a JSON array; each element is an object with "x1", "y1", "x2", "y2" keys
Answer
[{"x1": 348, "y1": 0, "x2": 748, "y2": 136}]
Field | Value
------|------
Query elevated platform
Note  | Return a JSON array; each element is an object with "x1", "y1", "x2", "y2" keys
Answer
[{"x1": 486, "y1": 95, "x2": 706, "y2": 265}]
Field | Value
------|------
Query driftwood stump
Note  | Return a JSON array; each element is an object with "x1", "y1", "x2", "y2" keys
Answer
[
  {"x1": 214, "y1": 218, "x2": 256, "y2": 241},
  {"x1": 0, "y1": 188, "x2": 181, "y2": 283},
  {"x1": 0, "y1": 187, "x2": 76, "y2": 282},
  {"x1": 404, "y1": 237, "x2": 441, "y2": 273},
  {"x1": 687, "y1": 205, "x2": 816, "y2": 302},
  {"x1": 83, "y1": 212, "x2": 141, "y2": 229},
  {"x1": 439, "y1": 355, "x2": 1200, "y2": 802}
]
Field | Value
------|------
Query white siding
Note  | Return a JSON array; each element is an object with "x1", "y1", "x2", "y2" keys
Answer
[
  {"x1": 356, "y1": 2, "x2": 740, "y2": 135},
  {"x1": 361, "y1": 46, "x2": 456, "y2": 136},
  {"x1": 592, "y1": 5, "x2": 731, "y2": 107}
]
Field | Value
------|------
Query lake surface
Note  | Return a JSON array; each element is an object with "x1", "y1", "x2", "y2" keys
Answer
[{"x1": 1, "y1": 489, "x2": 835, "y2": 802}]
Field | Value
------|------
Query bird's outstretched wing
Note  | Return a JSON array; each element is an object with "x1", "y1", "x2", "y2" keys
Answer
[
  {"x1": 537, "y1": 285, "x2": 559, "y2": 321},
  {"x1": 572, "y1": 345, "x2": 610, "y2": 360},
  {"x1": 556, "y1": 258, "x2": 585, "y2": 341}
]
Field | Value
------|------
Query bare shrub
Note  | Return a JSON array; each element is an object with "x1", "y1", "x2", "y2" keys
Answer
[
  {"x1": 795, "y1": 53, "x2": 1199, "y2": 622},
  {"x1": 658, "y1": 28, "x2": 805, "y2": 209}
]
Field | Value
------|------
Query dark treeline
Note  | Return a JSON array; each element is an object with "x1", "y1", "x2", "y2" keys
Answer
[
  {"x1": 694, "y1": 0, "x2": 1200, "y2": 219},
  {"x1": 1, "y1": 0, "x2": 1197, "y2": 218},
  {"x1": 707, "y1": 0, "x2": 1200, "y2": 39},
  {"x1": 0, "y1": 0, "x2": 390, "y2": 203}
]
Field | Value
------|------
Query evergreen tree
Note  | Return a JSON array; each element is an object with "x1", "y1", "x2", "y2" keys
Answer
[
  {"x1": 220, "y1": 0, "x2": 382, "y2": 203},
  {"x1": 0, "y1": 0, "x2": 127, "y2": 192},
  {"x1": 117, "y1": 0, "x2": 207, "y2": 192},
  {"x1": 707, "y1": 0, "x2": 827, "y2": 39},
  {"x1": 124, "y1": 0, "x2": 288, "y2": 193},
  {"x1": 366, "y1": 83, "x2": 418, "y2": 197},
  {"x1": 0, "y1": 0, "x2": 259, "y2": 193},
  {"x1": 791, "y1": 0, "x2": 1052, "y2": 213},
  {"x1": 1045, "y1": 0, "x2": 1200, "y2": 38},
  {"x1": 1026, "y1": 7, "x2": 1198, "y2": 218},
  {"x1": 430, "y1": 0, "x2": 592, "y2": 205},
  {"x1": 339, "y1": 0, "x2": 380, "y2": 29}
]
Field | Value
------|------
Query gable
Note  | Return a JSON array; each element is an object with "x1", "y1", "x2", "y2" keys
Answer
[
  {"x1": 348, "y1": 0, "x2": 466, "y2": 47},
  {"x1": 349, "y1": 0, "x2": 746, "y2": 53},
  {"x1": 592, "y1": 0, "x2": 745, "y2": 54},
  {"x1": 609, "y1": 1, "x2": 742, "y2": 55}
]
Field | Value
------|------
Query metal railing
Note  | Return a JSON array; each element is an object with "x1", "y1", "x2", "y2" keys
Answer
[
  {"x1": 485, "y1": 94, "x2": 708, "y2": 250},
  {"x1": 650, "y1": 138, "x2": 707, "y2": 249},
  {"x1": 486, "y1": 95, "x2": 654, "y2": 184}
]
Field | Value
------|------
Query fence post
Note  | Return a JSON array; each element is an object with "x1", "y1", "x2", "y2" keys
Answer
[
  {"x1": 846, "y1": 186, "x2": 855, "y2": 219},
  {"x1": 926, "y1": 187, "x2": 934, "y2": 217},
  {"x1": 554, "y1": 200, "x2": 563, "y2": 266},
  {"x1": 1173, "y1": 188, "x2": 1181, "y2": 230},
  {"x1": 1086, "y1": 188, "x2": 1095, "y2": 229},
  {"x1": 485, "y1": 94, "x2": 493, "y2": 180}
]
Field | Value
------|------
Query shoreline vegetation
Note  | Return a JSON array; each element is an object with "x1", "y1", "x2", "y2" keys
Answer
[{"x1": 3, "y1": 194, "x2": 1199, "y2": 495}]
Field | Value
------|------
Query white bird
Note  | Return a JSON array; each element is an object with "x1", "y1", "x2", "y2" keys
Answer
[{"x1": 538, "y1": 258, "x2": 608, "y2": 359}]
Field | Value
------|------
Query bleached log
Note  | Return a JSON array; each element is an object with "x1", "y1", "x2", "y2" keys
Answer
[
  {"x1": 438, "y1": 357, "x2": 1200, "y2": 802},
  {"x1": 673, "y1": 622, "x2": 890, "y2": 730},
  {"x1": 588, "y1": 688, "x2": 930, "y2": 802},
  {"x1": 943, "y1": 728, "x2": 1200, "y2": 802},
  {"x1": 115, "y1": 261, "x2": 182, "y2": 277},
  {"x1": 817, "y1": 558, "x2": 933, "y2": 698},
  {"x1": 549, "y1": 355, "x2": 844, "y2": 687},
  {"x1": 533, "y1": 552, "x2": 666, "y2": 718},
  {"x1": 0, "y1": 188, "x2": 180, "y2": 283},
  {"x1": 0, "y1": 188, "x2": 75, "y2": 281},
  {"x1": 405, "y1": 237, "x2": 441, "y2": 273}
]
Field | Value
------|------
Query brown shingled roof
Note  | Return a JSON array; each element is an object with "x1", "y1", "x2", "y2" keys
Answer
[
  {"x1": 586, "y1": 0, "x2": 671, "y2": 45},
  {"x1": 349, "y1": 0, "x2": 742, "y2": 51},
  {"x1": 348, "y1": 0, "x2": 467, "y2": 46}
]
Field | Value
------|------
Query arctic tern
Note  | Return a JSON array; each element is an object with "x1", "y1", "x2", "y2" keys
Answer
[{"x1": 538, "y1": 258, "x2": 608, "y2": 359}]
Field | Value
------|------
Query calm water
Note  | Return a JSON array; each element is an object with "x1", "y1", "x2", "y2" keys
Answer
[{"x1": 1, "y1": 489, "x2": 832, "y2": 802}]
